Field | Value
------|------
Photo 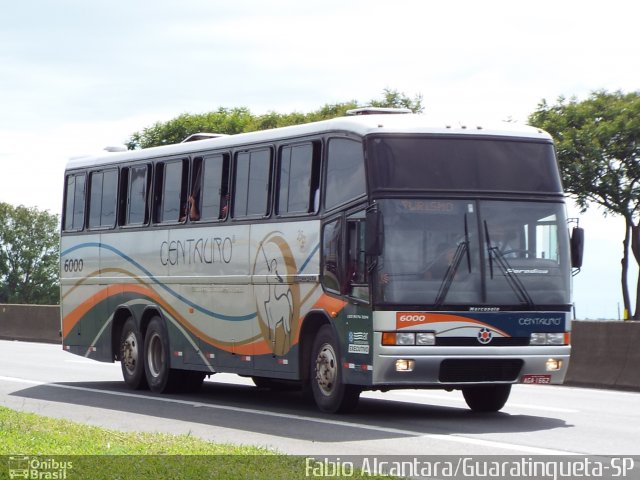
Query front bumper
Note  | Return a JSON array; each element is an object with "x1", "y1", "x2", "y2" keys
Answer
[{"x1": 371, "y1": 336, "x2": 570, "y2": 388}]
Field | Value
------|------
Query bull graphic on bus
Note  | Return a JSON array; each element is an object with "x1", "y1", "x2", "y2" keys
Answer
[{"x1": 253, "y1": 232, "x2": 300, "y2": 356}]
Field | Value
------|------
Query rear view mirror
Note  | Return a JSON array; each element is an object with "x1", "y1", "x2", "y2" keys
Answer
[{"x1": 570, "y1": 227, "x2": 584, "y2": 269}]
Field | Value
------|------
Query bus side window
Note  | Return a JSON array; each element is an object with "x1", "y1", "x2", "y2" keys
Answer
[
  {"x1": 153, "y1": 159, "x2": 189, "y2": 223},
  {"x1": 196, "y1": 153, "x2": 230, "y2": 221},
  {"x1": 123, "y1": 164, "x2": 150, "y2": 226},
  {"x1": 63, "y1": 173, "x2": 86, "y2": 232},
  {"x1": 88, "y1": 169, "x2": 117, "y2": 229},
  {"x1": 325, "y1": 138, "x2": 365, "y2": 211},
  {"x1": 321, "y1": 218, "x2": 342, "y2": 293},
  {"x1": 233, "y1": 148, "x2": 272, "y2": 218},
  {"x1": 277, "y1": 142, "x2": 321, "y2": 216},
  {"x1": 347, "y1": 212, "x2": 368, "y2": 301}
]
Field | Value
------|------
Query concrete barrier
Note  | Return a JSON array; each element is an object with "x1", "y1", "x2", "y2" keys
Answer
[
  {"x1": 0, "y1": 305, "x2": 639, "y2": 391},
  {"x1": 565, "y1": 320, "x2": 640, "y2": 390},
  {"x1": 0, "y1": 304, "x2": 60, "y2": 344}
]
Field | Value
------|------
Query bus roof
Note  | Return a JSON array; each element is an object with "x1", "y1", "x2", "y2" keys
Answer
[{"x1": 65, "y1": 114, "x2": 553, "y2": 170}]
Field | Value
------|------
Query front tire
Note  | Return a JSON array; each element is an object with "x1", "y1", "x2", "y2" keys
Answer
[
  {"x1": 462, "y1": 384, "x2": 511, "y2": 412},
  {"x1": 120, "y1": 317, "x2": 147, "y2": 390},
  {"x1": 310, "y1": 325, "x2": 360, "y2": 413}
]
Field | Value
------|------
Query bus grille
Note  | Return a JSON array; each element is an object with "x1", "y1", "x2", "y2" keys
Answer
[{"x1": 438, "y1": 359, "x2": 524, "y2": 383}]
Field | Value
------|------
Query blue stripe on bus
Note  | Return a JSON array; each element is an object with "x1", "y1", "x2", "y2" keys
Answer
[
  {"x1": 298, "y1": 243, "x2": 319, "y2": 274},
  {"x1": 61, "y1": 242, "x2": 256, "y2": 322}
]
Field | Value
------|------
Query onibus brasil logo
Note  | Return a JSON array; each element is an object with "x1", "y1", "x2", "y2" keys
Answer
[{"x1": 8, "y1": 456, "x2": 73, "y2": 479}]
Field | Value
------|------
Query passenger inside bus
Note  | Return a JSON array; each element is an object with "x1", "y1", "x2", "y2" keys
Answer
[
  {"x1": 220, "y1": 193, "x2": 230, "y2": 218},
  {"x1": 181, "y1": 195, "x2": 200, "y2": 222}
]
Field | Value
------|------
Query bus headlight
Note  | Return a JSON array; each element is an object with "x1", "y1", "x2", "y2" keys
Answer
[
  {"x1": 382, "y1": 332, "x2": 436, "y2": 346},
  {"x1": 530, "y1": 333, "x2": 547, "y2": 345},
  {"x1": 396, "y1": 332, "x2": 416, "y2": 345},
  {"x1": 530, "y1": 333, "x2": 566, "y2": 345},
  {"x1": 546, "y1": 333, "x2": 565, "y2": 345},
  {"x1": 416, "y1": 332, "x2": 436, "y2": 345}
]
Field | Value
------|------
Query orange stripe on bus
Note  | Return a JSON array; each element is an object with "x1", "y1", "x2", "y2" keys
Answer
[
  {"x1": 62, "y1": 284, "x2": 283, "y2": 355},
  {"x1": 312, "y1": 294, "x2": 348, "y2": 317},
  {"x1": 396, "y1": 313, "x2": 511, "y2": 337},
  {"x1": 61, "y1": 287, "x2": 112, "y2": 338}
]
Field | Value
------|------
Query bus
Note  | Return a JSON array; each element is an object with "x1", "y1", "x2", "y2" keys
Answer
[{"x1": 60, "y1": 109, "x2": 583, "y2": 413}]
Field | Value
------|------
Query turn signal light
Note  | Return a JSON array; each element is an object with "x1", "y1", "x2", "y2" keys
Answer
[{"x1": 382, "y1": 332, "x2": 397, "y2": 345}]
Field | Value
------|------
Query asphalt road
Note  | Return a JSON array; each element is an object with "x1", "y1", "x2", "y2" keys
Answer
[{"x1": 1, "y1": 340, "x2": 639, "y2": 457}]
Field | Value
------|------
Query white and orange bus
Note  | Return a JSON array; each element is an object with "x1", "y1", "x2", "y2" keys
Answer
[{"x1": 60, "y1": 109, "x2": 583, "y2": 413}]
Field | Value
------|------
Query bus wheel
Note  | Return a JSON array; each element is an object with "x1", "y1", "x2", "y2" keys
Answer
[
  {"x1": 310, "y1": 325, "x2": 360, "y2": 413},
  {"x1": 144, "y1": 316, "x2": 178, "y2": 393},
  {"x1": 462, "y1": 384, "x2": 511, "y2": 412},
  {"x1": 120, "y1": 317, "x2": 147, "y2": 390}
]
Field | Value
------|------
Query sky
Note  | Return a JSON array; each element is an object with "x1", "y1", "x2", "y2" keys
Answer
[{"x1": 1, "y1": 0, "x2": 638, "y2": 319}]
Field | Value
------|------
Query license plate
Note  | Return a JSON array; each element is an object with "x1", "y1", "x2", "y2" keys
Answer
[{"x1": 521, "y1": 374, "x2": 551, "y2": 384}]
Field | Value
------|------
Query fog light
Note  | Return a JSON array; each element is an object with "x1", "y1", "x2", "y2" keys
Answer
[
  {"x1": 395, "y1": 359, "x2": 415, "y2": 372},
  {"x1": 416, "y1": 332, "x2": 436, "y2": 345},
  {"x1": 396, "y1": 332, "x2": 416, "y2": 345},
  {"x1": 546, "y1": 358, "x2": 562, "y2": 371}
]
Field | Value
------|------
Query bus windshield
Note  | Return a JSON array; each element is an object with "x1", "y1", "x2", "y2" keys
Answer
[{"x1": 374, "y1": 199, "x2": 571, "y2": 308}]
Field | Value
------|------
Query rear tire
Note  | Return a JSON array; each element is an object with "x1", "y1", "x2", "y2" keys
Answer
[
  {"x1": 462, "y1": 384, "x2": 511, "y2": 412},
  {"x1": 310, "y1": 325, "x2": 360, "y2": 413},
  {"x1": 120, "y1": 317, "x2": 147, "y2": 390},
  {"x1": 144, "y1": 316, "x2": 180, "y2": 393}
]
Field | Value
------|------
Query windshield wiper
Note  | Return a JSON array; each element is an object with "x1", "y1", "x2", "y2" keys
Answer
[
  {"x1": 434, "y1": 215, "x2": 471, "y2": 308},
  {"x1": 484, "y1": 221, "x2": 534, "y2": 308}
]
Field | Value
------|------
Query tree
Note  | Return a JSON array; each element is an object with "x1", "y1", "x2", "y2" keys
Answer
[
  {"x1": 370, "y1": 87, "x2": 424, "y2": 112},
  {"x1": 126, "y1": 107, "x2": 255, "y2": 149},
  {"x1": 0, "y1": 203, "x2": 60, "y2": 305},
  {"x1": 126, "y1": 89, "x2": 424, "y2": 149},
  {"x1": 528, "y1": 90, "x2": 640, "y2": 318}
]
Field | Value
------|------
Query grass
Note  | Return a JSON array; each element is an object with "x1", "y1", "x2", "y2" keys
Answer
[{"x1": 0, "y1": 406, "x2": 392, "y2": 479}]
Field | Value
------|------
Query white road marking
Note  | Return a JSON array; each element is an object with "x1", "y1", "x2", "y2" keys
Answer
[{"x1": 0, "y1": 375, "x2": 582, "y2": 455}]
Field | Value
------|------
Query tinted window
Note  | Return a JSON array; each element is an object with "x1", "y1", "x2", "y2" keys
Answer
[
  {"x1": 325, "y1": 139, "x2": 366, "y2": 210},
  {"x1": 347, "y1": 211, "x2": 368, "y2": 301},
  {"x1": 195, "y1": 154, "x2": 229, "y2": 221},
  {"x1": 367, "y1": 136, "x2": 562, "y2": 193},
  {"x1": 322, "y1": 219, "x2": 342, "y2": 293},
  {"x1": 89, "y1": 169, "x2": 117, "y2": 229},
  {"x1": 233, "y1": 149, "x2": 271, "y2": 218},
  {"x1": 152, "y1": 159, "x2": 189, "y2": 223},
  {"x1": 162, "y1": 161, "x2": 185, "y2": 222},
  {"x1": 127, "y1": 165, "x2": 149, "y2": 225},
  {"x1": 63, "y1": 173, "x2": 86, "y2": 231},
  {"x1": 278, "y1": 143, "x2": 320, "y2": 215}
]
